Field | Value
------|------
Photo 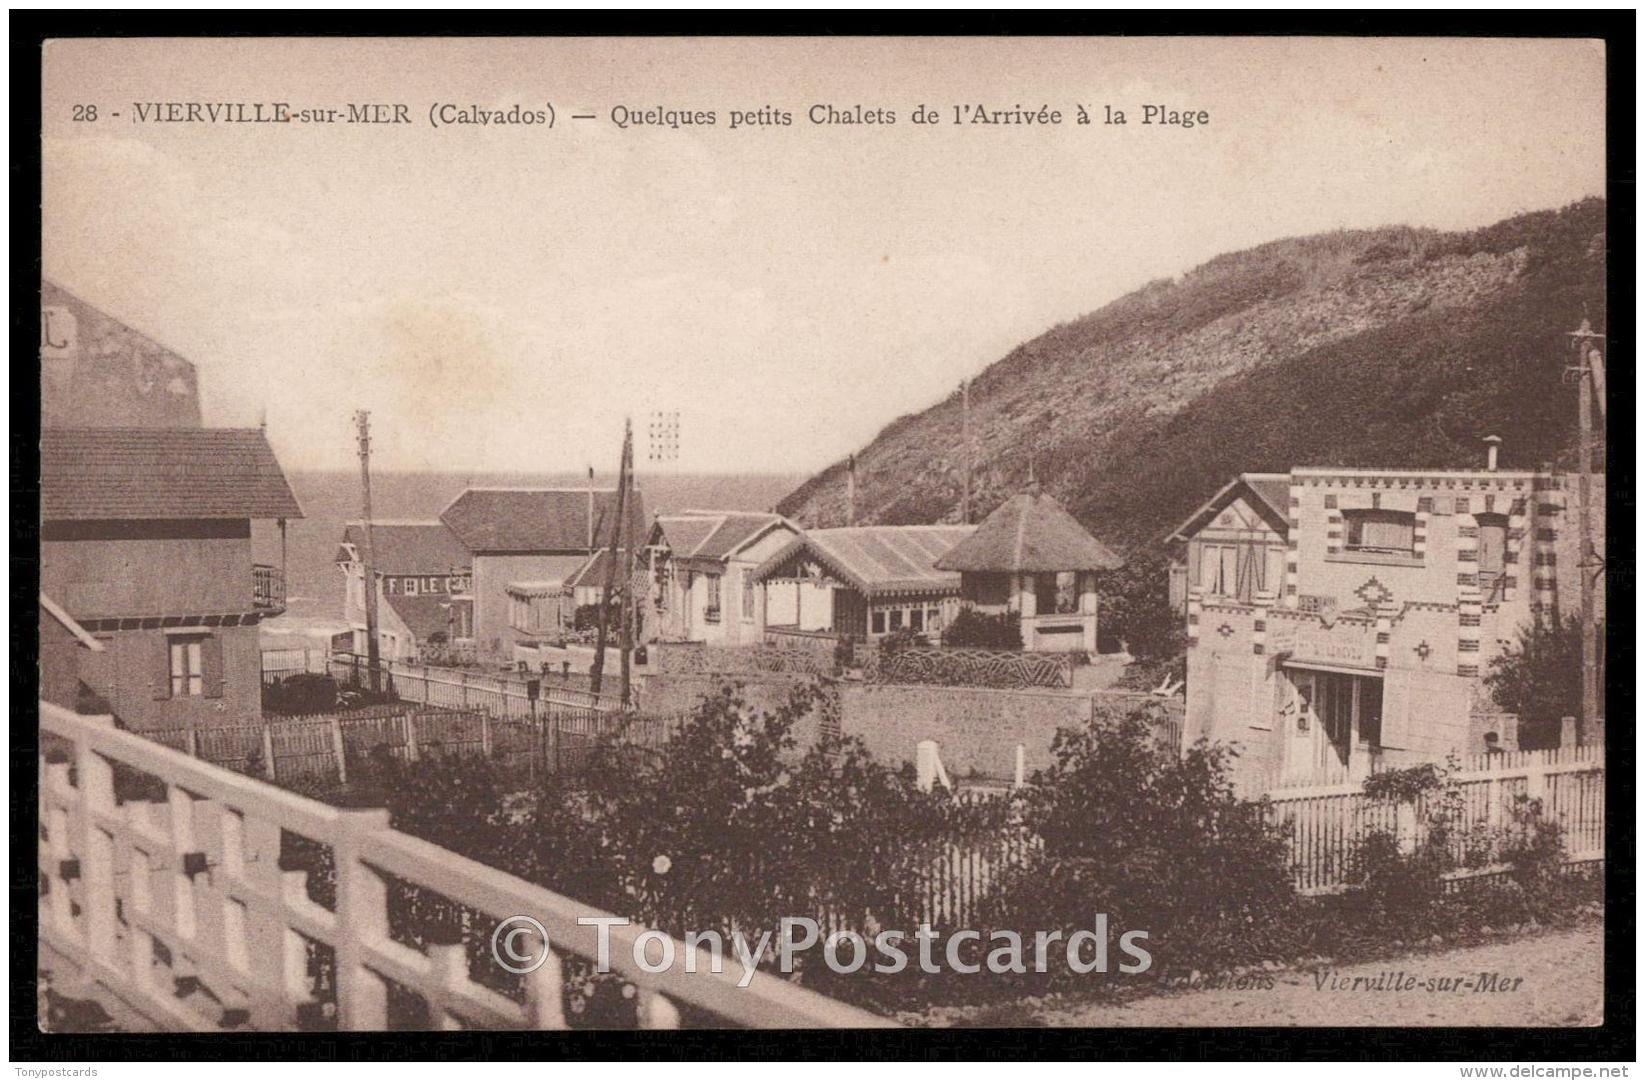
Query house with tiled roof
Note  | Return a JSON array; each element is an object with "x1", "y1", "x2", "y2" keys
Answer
[
  {"x1": 440, "y1": 486, "x2": 646, "y2": 661},
  {"x1": 39, "y1": 427, "x2": 303, "y2": 732},
  {"x1": 748, "y1": 524, "x2": 975, "y2": 642},
  {"x1": 333, "y1": 521, "x2": 473, "y2": 662},
  {"x1": 935, "y1": 486, "x2": 1122, "y2": 654},
  {"x1": 646, "y1": 511, "x2": 800, "y2": 645}
]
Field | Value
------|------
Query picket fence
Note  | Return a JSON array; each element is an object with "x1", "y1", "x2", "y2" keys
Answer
[{"x1": 1266, "y1": 744, "x2": 1606, "y2": 894}]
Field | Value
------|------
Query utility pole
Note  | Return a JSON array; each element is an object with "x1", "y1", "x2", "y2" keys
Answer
[
  {"x1": 590, "y1": 419, "x2": 632, "y2": 695},
  {"x1": 1566, "y1": 319, "x2": 1604, "y2": 742},
  {"x1": 354, "y1": 410, "x2": 382, "y2": 693},
  {"x1": 960, "y1": 378, "x2": 972, "y2": 525},
  {"x1": 846, "y1": 453, "x2": 856, "y2": 527},
  {"x1": 618, "y1": 429, "x2": 637, "y2": 708}
]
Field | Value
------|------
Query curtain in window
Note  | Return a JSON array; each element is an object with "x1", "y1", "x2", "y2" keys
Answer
[{"x1": 1357, "y1": 515, "x2": 1413, "y2": 551}]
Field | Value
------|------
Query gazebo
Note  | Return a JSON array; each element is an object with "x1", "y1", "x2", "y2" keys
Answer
[{"x1": 934, "y1": 487, "x2": 1123, "y2": 653}]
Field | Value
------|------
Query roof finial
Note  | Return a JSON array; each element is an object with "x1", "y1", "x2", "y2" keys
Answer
[{"x1": 1028, "y1": 456, "x2": 1041, "y2": 497}]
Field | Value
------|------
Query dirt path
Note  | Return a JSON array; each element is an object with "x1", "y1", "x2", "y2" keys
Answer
[{"x1": 921, "y1": 921, "x2": 1604, "y2": 1028}]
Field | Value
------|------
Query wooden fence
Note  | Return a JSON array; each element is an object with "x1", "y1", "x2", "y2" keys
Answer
[
  {"x1": 1266, "y1": 745, "x2": 1605, "y2": 894},
  {"x1": 146, "y1": 703, "x2": 683, "y2": 790}
]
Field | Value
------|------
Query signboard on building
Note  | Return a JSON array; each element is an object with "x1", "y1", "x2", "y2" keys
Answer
[{"x1": 1270, "y1": 617, "x2": 1378, "y2": 671}]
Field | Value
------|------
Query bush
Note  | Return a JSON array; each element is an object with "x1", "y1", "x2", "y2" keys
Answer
[
  {"x1": 992, "y1": 702, "x2": 1299, "y2": 985},
  {"x1": 1341, "y1": 760, "x2": 1577, "y2": 941},
  {"x1": 1094, "y1": 555, "x2": 1185, "y2": 662},
  {"x1": 263, "y1": 673, "x2": 340, "y2": 715},
  {"x1": 1485, "y1": 614, "x2": 1585, "y2": 729},
  {"x1": 942, "y1": 608, "x2": 1023, "y2": 650}
]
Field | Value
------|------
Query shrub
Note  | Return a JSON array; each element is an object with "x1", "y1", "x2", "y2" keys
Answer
[
  {"x1": 877, "y1": 628, "x2": 922, "y2": 655},
  {"x1": 1094, "y1": 555, "x2": 1185, "y2": 662},
  {"x1": 1485, "y1": 614, "x2": 1585, "y2": 732},
  {"x1": 942, "y1": 608, "x2": 1023, "y2": 650},
  {"x1": 992, "y1": 701, "x2": 1299, "y2": 985},
  {"x1": 263, "y1": 673, "x2": 340, "y2": 715}
]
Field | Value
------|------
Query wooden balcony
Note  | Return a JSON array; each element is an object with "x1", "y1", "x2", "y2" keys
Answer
[
  {"x1": 38, "y1": 700, "x2": 890, "y2": 1031},
  {"x1": 252, "y1": 564, "x2": 285, "y2": 612}
]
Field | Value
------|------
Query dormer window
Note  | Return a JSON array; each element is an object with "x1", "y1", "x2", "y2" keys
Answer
[{"x1": 1343, "y1": 510, "x2": 1415, "y2": 555}]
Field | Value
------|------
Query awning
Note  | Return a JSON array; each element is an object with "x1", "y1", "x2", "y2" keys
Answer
[{"x1": 1280, "y1": 656, "x2": 1383, "y2": 678}]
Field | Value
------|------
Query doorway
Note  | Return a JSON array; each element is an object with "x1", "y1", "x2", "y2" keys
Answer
[{"x1": 1285, "y1": 668, "x2": 1384, "y2": 781}]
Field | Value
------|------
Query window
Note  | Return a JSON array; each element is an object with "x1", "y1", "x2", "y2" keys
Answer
[
  {"x1": 910, "y1": 608, "x2": 925, "y2": 632},
  {"x1": 1344, "y1": 510, "x2": 1416, "y2": 555},
  {"x1": 889, "y1": 608, "x2": 905, "y2": 631},
  {"x1": 404, "y1": 577, "x2": 420, "y2": 596},
  {"x1": 169, "y1": 637, "x2": 204, "y2": 697},
  {"x1": 741, "y1": 572, "x2": 756, "y2": 621},
  {"x1": 704, "y1": 574, "x2": 722, "y2": 622},
  {"x1": 871, "y1": 609, "x2": 886, "y2": 635},
  {"x1": 927, "y1": 607, "x2": 943, "y2": 634},
  {"x1": 1199, "y1": 543, "x2": 1241, "y2": 597}
]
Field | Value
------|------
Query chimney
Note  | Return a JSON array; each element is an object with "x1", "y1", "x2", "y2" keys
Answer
[
  {"x1": 1484, "y1": 434, "x2": 1502, "y2": 472},
  {"x1": 846, "y1": 453, "x2": 856, "y2": 527}
]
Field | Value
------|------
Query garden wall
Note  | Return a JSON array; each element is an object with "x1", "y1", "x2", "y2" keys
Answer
[{"x1": 836, "y1": 682, "x2": 1096, "y2": 781}]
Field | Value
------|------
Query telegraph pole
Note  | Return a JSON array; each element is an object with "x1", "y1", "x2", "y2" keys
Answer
[
  {"x1": 1566, "y1": 319, "x2": 1604, "y2": 741},
  {"x1": 618, "y1": 425, "x2": 637, "y2": 707},
  {"x1": 354, "y1": 410, "x2": 382, "y2": 693},
  {"x1": 960, "y1": 378, "x2": 972, "y2": 524},
  {"x1": 590, "y1": 419, "x2": 632, "y2": 695}
]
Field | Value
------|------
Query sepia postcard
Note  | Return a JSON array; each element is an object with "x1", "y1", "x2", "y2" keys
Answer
[{"x1": 17, "y1": 23, "x2": 1631, "y2": 1068}]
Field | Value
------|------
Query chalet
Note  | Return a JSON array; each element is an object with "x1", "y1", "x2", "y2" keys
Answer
[
  {"x1": 934, "y1": 487, "x2": 1122, "y2": 654},
  {"x1": 440, "y1": 486, "x2": 647, "y2": 662},
  {"x1": 748, "y1": 525, "x2": 975, "y2": 642},
  {"x1": 1164, "y1": 473, "x2": 1291, "y2": 612},
  {"x1": 39, "y1": 427, "x2": 303, "y2": 732},
  {"x1": 647, "y1": 512, "x2": 801, "y2": 646},
  {"x1": 335, "y1": 520, "x2": 473, "y2": 662},
  {"x1": 1176, "y1": 451, "x2": 1604, "y2": 792}
]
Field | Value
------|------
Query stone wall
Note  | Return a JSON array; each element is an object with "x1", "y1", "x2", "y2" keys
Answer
[{"x1": 836, "y1": 682, "x2": 1097, "y2": 781}]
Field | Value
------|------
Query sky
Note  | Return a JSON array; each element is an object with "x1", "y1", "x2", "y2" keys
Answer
[{"x1": 41, "y1": 36, "x2": 1606, "y2": 475}]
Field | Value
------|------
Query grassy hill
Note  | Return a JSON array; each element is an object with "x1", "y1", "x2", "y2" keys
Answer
[{"x1": 778, "y1": 198, "x2": 1607, "y2": 553}]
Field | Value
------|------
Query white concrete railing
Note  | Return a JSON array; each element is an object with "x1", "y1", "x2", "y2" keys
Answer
[{"x1": 38, "y1": 701, "x2": 891, "y2": 1031}]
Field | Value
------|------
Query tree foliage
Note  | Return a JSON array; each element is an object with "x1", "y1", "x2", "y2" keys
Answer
[{"x1": 1484, "y1": 614, "x2": 1585, "y2": 733}]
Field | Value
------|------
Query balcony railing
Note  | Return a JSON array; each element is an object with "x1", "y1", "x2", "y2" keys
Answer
[
  {"x1": 253, "y1": 564, "x2": 285, "y2": 611},
  {"x1": 38, "y1": 700, "x2": 890, "y2": 1031}
]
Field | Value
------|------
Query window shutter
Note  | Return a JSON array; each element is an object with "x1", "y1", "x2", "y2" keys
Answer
[
  {"x1": 202, "y1": 636, "x2": 226, "y2": 699},
  {"x1": 1379, "y1": 669, "x2": 1412, "y2": 749},
  {"x1": 153, "y1": 637, "x2": 172, "y2": 700}
]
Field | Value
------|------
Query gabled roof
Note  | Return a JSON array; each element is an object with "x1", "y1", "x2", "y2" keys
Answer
[
  {"x1": 936, "y1": 490, "x2": 1122, "y2": 573},
  {"x1": 40, "y1": 427, "x2": 303, "y2": 521},
  {"x1": 750, "y1": 525, "x2": 974, "y2": 599},
  {"x1": 564, "y1": 548, "x2": 642, "y2": 590},
  {"x1": 440, "y1": 487, "x2": 647, "y2": 553},
  {"x1": 336, "y1": 521, "x2": 470, "y2": 575},
  {"x1": 650, "y1": 511, "x2": 792, "y2": 563},
  {"x1": 1166, "y1": 473, "x2": 1292, "y2": 543},
  {"x1": 503, "y1": 554, "x2": 602, "y2": 598},
  {"x1": 383, "y1": 593, "x2": 458, "y2": 642}
]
